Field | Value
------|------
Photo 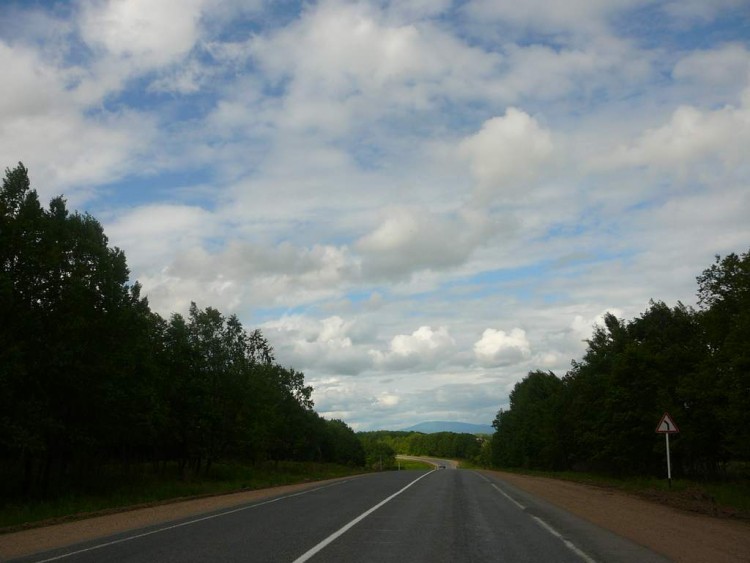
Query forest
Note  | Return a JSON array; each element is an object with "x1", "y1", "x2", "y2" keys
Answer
[
  {"x1": 0, "y1": 163, "x2": 365, "y2": 501},
  {"x1": 490, "y1": 248, "x2": 750, "y2": 478}
]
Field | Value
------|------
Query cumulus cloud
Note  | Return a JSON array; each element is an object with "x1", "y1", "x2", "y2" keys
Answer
[
  {"x1": 474, "y1": 328, "x2": 531, "y2": 367},
  {"x1": 459, "y1": 108, "x2": 555, "y2": 202},
  {"x1": 372, "y1": 326, "x2": 456, "y2": 370},
  {"x1": 79, "y1": 0, "x2": 205, "y2": 69},
  {"x1": 0, "y1": 39, "x2": 159, "y2": 202},
  {"x1": 246, "y1": 0, "x2": 501, "y2": 133}
]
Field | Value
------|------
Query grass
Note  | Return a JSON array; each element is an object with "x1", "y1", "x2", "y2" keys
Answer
[
  {"x1": 488, "y1": 467, "x2": 750, "y2": 519},
  {"x1": 0, "y1": 461, "x2": 367, "y2": 531},
  {"x1": 395, "y1": 458, "x2": 434, "y2": 470}
]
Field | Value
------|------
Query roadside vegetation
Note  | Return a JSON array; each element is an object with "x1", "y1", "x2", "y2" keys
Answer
[
  {"x1": 395, "y1": 458, "x2": 434, "y2": 470},
  {"x1": 484, "y1": 248, "x2": 750, "y2": 519},
  {"x1": 0, "y1": 163, "x2": 365, "y2": 525},
  {"x1": 0, "y1": 461, "x2": 364, "y2": 530},
  {"x1": 487, "y1": 248, "x2": 749, "y2": 479}
]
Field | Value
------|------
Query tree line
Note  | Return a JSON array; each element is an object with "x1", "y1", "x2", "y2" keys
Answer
[
  {"x1": 490, "y1": 249, "x2": 750, "y2": 477},
  {"x1": 358, "y1": 430, "x2": 484, "y2": 468},
  {"x1": 0, "y1": 163, "x2": 364, "y2": 498}
]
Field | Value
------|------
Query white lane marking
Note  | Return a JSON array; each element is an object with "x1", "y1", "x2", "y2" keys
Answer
[
  {"x1": 531, "y1": 515, "x2": 597, "y2": 563},
  {"x1": 483, "y1": 474, "x2": 596, "y2": 563},
  {"x1": 293, "y1": 471, "x2": 434, "y2": 563},
  {"x1": 491, "y1": 483, "x2": 526, "y2": 510},
  {"x1": 31, "y1": 480, "x2": 353, "y2": 563}
]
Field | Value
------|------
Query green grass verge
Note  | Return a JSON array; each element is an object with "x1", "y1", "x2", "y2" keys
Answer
[
  {"x1": 0, "y1": 461, "x2": 367, "y2": 531},
  {"x1": 395, "y1": 459, "x2": 434, "y2": 470}
]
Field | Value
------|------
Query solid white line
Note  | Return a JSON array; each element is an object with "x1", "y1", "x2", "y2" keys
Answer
[
  {"x1": 292, "y1": 471, "x2": 434, "y2": 563},
  {"x1": 491, "y1": 483, "x2": 526, "y2": 510},
  {"x1": 531, "y1": 515, "x2": 597, "y2": 563},
  {"x1": 32, "y1": 480, "x2": 352, "y2": 563}
]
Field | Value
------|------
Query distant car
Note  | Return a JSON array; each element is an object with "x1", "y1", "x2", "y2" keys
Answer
[{"x1": 438, "y1": 465, "x2": 446, "y2": 469}]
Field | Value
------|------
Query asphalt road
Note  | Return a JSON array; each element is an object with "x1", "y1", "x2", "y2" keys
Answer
[{"x1": 15, "y1": 469, "x2": 669, "y2": 563}]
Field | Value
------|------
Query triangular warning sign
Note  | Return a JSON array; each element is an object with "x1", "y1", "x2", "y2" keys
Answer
[{"x1": 656, "y1": 412, "x2": 679, "y2": 433}]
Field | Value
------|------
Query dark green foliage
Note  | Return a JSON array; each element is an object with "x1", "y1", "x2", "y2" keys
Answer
[
  {"x1": 0, "y1": 163, "x2": 364, "y2": 501},
  {"x1": 357, "y1": 430, "x2": 483, "y2": 467},
  {"x1": 322, "y1": 419, "x2": 366, "y2": 466},
  {"x1": 491, "y1": 371, "x2": 564, "y2": 470},
  {"x1": 358, "y1": 437, "x2": 397, "y2": 469},
  {"x1": 696, "y1": 252, "x2": 750, "y2": 461},
  {"x1": 490, "y1": 251, "x2": 750, "y2": 478}
]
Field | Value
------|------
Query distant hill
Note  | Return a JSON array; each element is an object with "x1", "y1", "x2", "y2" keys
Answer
[{"x1": 401, "y1": 421, "x2": 494, "y2": 435}]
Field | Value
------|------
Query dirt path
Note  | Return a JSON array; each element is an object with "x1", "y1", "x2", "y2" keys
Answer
[
  {"x1": 2, "y1": 471, "x2": 749, "y2": 561},
  {"x1": 483, "y1": 470, "x2": 750, "y2": 563}
]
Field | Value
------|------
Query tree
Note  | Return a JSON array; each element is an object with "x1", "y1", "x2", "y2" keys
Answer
[
  {"x1": 696, "y1": 250, "x2": 750, "y2": 461},
  {"x1": 491, "y1": 371, "x2": 564, "y2": 469},
  {"x1": 0, "y1": 163, "x2": 152, "y2": 493}
]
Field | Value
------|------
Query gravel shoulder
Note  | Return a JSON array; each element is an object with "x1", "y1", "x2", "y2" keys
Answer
[
  {"x1": 483, "y1": 470, "x2": 750, "y2": 563},
  {"x1": 2, "y1": 470, "x2": 749, "y2": 562}
]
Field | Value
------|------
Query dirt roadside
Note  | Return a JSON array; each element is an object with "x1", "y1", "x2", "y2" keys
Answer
[
  {"x1": 482, "y1": 470, "x2": 750, "y2": 563},
  {"x1": 1, "y1": 471, "x2": 749, "y2": 562},
  {"x1": 0, "y1": 476, "x2": 358, "y2": 561}
]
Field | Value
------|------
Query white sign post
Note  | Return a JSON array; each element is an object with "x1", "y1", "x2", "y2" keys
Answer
[{"x1": 655, "y1": 412, "x2": 679, "y2": 488}]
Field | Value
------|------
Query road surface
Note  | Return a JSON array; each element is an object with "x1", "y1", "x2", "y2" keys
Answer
[{"x1": 11, "y1": 469, "x2": 667, "y2": 562}]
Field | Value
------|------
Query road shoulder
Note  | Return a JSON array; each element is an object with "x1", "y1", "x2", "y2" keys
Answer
[
  {"x1": 0, "y1": 476, "x2": 361, "y2": 561},
  {"x1": 482, "y1": 470, "x2": 750, "y2": 563}
]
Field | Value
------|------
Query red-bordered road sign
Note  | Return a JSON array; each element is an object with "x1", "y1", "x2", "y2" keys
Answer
[{"x1": 655, "y1": 412, "x2": 679, "y2": 433}]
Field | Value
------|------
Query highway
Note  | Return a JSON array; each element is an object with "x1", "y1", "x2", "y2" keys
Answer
[{"x1": 15, "y1": 468, "x2": 668, "y2": 563}]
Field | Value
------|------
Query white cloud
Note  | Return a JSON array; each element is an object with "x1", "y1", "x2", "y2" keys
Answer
[
  {"x1": 106, "y1": 204, "x2": 217, "y2": 268},
  {"x1": 474, "y1": 328, "x2": 531, "y2": 367},
  {"x1": 602, "y1": 96, "x2": 750, "y2": 173},
  {"x1": 570, "y1": 309, "x2": 625, "y2": 342},
  {"x1": 264, "y1": 315, "x2": 374, "y2": 376},
  {"x1": 376, "y1": 392, "x2": 401, "y2": 407},
  {"x1": 247, "y1": 0, "x2": 501, "y2": 133},
  {"x1": 390, "y1": 326, "x2": 454, "y2": 356},
  {"x1": 459, "y1": 108, "x2": 555, "y2": 202},
  {"x1": 0, "y1": 109, "x2": 158, "y2": 204},
  {"x1": 0, "y1": 42, "x2": 74, "y2": 117},
  {"x1": 672, "y1": 43, "x2": 750, "y2": 89},
  {"x1": 79, "y1": 0, "x2": 205, "y2": 69},
  {"x1": 372, "y1": 326, "x2": 456, "y2": 370},
  {"x1": 356, "y1": 206, "x2": 497, "y2": 279}
]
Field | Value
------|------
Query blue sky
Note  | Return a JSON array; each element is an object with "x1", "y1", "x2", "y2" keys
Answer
[{"x1": 2, "y1": 0, "x2": 749, "y2": 430}]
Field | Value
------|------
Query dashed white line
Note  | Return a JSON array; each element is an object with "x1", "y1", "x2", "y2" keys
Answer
[
  {"x1": 491, "y1": 483, "x2": 526, "y2": 510},
  {"x1": 531, "y1": 515, "x2": 597, "y2": 563},
  {"x1": 484, "y1": 474, "x2": 596, "y2": 563}
]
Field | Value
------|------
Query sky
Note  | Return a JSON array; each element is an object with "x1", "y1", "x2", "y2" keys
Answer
[{"x1": 2, "y1": 0, "x2": 749, "y2": 431}]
